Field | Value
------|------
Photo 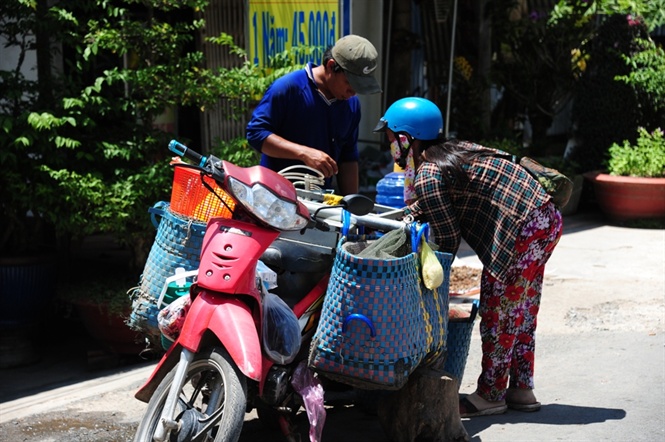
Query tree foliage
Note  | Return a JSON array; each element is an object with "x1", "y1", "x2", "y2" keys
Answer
[{"x1": 0, "y1": 0, "x2": 301, "y2": 268}]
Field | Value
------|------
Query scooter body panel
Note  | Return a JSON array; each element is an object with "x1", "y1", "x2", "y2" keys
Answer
[
  {"x1": 197, "y1": 217, "x2": 280, "y2": 294},
  {"x1": 183, "y1": 291, "x2": 263, "y2": 380},
  {"x1": 135, "y1": 292, "x2": 262, "y2": 402}
]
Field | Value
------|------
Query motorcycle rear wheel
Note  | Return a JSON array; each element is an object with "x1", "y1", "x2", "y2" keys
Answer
[{"x1": 134, "y1": 347, "x2": 247, "y2": 442}]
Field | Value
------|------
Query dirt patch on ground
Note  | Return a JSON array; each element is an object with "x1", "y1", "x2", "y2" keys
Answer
[
  {"x1": 565, "y1": 299, "x2": 665, "y2": 333},
  {"x1": 449, "y1": 266, "x2": 481, "y2": 294},
  {"x1": 0, "y1": 410, "x2": 137, "y2": 442}
]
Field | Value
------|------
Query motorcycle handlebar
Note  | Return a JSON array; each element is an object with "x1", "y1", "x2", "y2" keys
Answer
[
  {"x1": 169, "y1": 140, "x2": 207, "y2": 168},
  {"x1": 167, "y1": 139, "x2": 406, "y2": 233},
  {"x1": 300, "y1": 199, "x2": 406, "y2": 233}
]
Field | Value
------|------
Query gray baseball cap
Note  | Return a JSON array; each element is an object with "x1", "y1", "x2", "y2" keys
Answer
[{"x1": 331, "y1": 35, "x2": 382, "y2": 95}]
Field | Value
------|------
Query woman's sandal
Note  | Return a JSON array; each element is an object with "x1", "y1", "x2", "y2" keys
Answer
[
  {"x1": 506, "y1": 401, "x2": 542, "y2": 412},
  {"x1": 459, "y1": 396, "x2": 508, "y2": 418},
  {"x1": 506, "y1": 388, "x2": 542, "y2": 412}
]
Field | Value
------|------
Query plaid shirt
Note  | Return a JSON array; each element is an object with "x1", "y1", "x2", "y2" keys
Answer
[{"x1": 405, "y1": 141, "x2": 550, "y2": 281}]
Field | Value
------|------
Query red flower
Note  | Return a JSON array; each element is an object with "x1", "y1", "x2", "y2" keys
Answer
[
  {"x1": 495, "y1": 375, "x2": 509, "y2": 391},
  {"x1": 523, "y1": 351, "x2": 535, "y2": 363},
  {"x1": 486, "y1": 295, "x2": 501, "y2": 308},
  {"x1": 514, "y1": 313, "x2": 524, "y2": 327},
  {"x1": 514, "y1": 238, "x2": 528, "y2": 253},
  {"x1": 499, "y1": 333, "x2": 515, "y2": 350},
  {"x1": 528, "y1": 304, "x2": 539, "y2": 316},
  {"x1": 526, "y1": 287, "x2": 538, "y2": 298},
  {"x1": 506, "y1": 285, "x2": 524, "y2": 302},
  {"x1": 522, "y1": 261, "x2": 542, "y2": 281},
  {"x1": 482, "y1": 341, "x2": 496, "y2": 353},
  {"x1": 483, "y1": 311, "x2": 499, "y2": 328},
  {"x1": 627, "y1": 14, "x2": 641, "y2": 26},
  {"x1": 517, "y1": 333, "x2": 532, "y2": 344}
]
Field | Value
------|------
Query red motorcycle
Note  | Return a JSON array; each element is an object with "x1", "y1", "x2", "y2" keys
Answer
[{"x1": 133, "y1": 140, "x2": 403, "y2": 442}]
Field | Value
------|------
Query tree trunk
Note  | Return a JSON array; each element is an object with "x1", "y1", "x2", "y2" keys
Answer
[{"x1": 377, "y1": 366, "x2": 469, "y2": 442}]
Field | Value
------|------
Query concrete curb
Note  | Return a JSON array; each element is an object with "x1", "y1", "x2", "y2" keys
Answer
[{"x1": 0, "y1": 364, "x2": 154, "y2": 424}]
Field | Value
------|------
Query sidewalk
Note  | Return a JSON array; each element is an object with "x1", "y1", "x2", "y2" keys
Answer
[{"x1": 1, "y1": 208, "x2": 663, "y2": 441}]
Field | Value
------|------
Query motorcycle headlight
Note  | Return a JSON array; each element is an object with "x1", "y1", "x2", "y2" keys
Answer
[{"x1": 228, "y1": 178, "x2": 309, "y2": 231}]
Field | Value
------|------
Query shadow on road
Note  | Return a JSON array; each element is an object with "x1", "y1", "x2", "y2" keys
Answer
[
  {"x1": 463, "y1": 403, "x2": 627, "y2": 440},
  {"x1": 239, "y1": 404, "x2": 389, "y2": 442}
]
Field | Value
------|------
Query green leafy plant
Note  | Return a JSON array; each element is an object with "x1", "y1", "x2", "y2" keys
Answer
[
  {"x1": 615, "y1": 38, "x2": 665, "y2": 112},
  {"x1": 606, "y1": 127, "x2": 665, "y2": 177},
  {"x1": 567, "y1": 2, "x2": 665, "y2": 174},
  {"x1": 0, "y1": 0, "x2": 304, "y2": 267},
  {"x1": 489, "y1": 0, "x2": 596, "y2": 152},
  {"x1": 210, "y1": 137, "x2": 260, "y2": 167}
]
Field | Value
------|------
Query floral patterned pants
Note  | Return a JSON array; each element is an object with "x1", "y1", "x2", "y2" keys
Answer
[{"x1": 476, "y1": 202, "x2": 563, "y2": 402}]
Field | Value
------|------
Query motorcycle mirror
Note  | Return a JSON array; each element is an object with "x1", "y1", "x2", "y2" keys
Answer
[{"x1": 341, "y1": 194, "x2": 374, "y2": 216}]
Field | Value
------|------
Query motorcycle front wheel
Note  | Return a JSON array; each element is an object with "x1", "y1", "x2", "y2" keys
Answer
[{"x1": 134, "y1": 347, "x2": 247, "y2": 442}]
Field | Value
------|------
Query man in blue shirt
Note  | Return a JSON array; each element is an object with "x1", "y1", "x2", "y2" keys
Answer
[{"x1": 246, "y1": 35, "x2": 381, "y2": 195}]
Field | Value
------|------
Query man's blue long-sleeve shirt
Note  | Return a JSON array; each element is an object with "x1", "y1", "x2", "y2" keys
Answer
[{"x1": 246, "y1": 63, "x2": 361, "y2": 187}]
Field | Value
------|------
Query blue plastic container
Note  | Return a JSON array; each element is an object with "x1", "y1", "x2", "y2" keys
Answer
[{"x1": 375, "y1": 171, "x2": 406, "y2": 209}]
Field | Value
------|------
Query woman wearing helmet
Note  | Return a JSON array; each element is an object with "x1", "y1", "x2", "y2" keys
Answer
[{"x1": 375, "y1": 97, "x2": 563, "y2": 418}]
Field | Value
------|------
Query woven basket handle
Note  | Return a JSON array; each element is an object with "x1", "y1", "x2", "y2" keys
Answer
[
  {"x1": 411, "y1": 222, "x2": 430, "y2": 253},
  {"x1": 341, "y1": 209, "x2": 351, "y2": 237},
  {"x1": 341, "y1": 209, "x2": 365, "y2": 237},
  {"x1": 148, "y1": 201, "x2": 169, "y2": 229},
  {"x1": 342, "y1": 313, "x2": 376, "y2": 338}
]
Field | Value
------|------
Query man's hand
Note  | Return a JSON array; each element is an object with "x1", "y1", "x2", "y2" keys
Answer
[
  {"x1": 261, "y1": 134, "x2": 338, "y2": 178},
  {"x1": 301, "y1": 148, "x2": 338, "y2": 178}
]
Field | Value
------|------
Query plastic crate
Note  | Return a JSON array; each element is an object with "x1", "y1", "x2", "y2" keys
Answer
[{"x1": 169, "y1": 165, "x2": 235, "y2": 222}]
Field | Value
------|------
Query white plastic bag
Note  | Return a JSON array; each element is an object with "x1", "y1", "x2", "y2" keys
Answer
[
  {"x1": 158, "y1": 293, "x2": 191, "y2": 342},
  {"x1": 256, "y1": 259, "x2": 278, "y2": 292},
  {"x1": 262, "y1": 292, "x2": 301, "y2": 364}
]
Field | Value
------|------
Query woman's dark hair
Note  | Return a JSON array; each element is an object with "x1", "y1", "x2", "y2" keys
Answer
[{"x1": 421, "y1": 138, "x2": 495, "y2": 186}]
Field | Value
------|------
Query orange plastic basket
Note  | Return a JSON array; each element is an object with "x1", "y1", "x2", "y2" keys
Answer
[{"x1": 169, "y1": 165, "x2": 235, "y2": 222}]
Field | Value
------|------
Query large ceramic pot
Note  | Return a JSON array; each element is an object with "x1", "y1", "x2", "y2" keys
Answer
[
  {"x1": 583, "y1": 171, "x2": 665, "y2": 221},
  {"x1": 74, "y1": 301, "x2": 145, "y2": 355}
]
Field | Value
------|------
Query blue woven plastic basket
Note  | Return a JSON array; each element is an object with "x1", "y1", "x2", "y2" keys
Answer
[
  {"x1": 444, "y1": 300, "x2": 479, "y2": 383},
  {"x1": 128, "y1": 202, "x2": 206, "y2": 341}
]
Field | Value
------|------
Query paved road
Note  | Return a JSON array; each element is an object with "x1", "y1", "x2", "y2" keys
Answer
[{"x1": 1, "y1": 210, "x2": 663, "y2": 441}]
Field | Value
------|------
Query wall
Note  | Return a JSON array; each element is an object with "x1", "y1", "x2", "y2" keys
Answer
[{"x1": 350, "y1": 0, "x2": 385, "y2": 152}]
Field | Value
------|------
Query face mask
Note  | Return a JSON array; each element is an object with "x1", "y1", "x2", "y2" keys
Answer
[
  {"x1": 390, "y1": 135, "x2": 409, "y2": 167},
  {"x1": 390, "y1": 134, "x2": 417, "y2": 204}
]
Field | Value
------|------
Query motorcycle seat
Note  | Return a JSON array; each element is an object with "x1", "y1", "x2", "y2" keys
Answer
[{"x1": 261, "y1": 237, "x2": 334, "y2": 274}]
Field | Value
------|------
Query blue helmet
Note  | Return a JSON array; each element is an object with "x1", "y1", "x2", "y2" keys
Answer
[{"x1": 374, "y1": 97, "x2": 443, "y2": 141}]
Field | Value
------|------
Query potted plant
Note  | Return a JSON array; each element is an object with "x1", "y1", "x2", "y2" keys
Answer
[
  {"x1": 581, "y1": 15, "x2": 665, "y2": 223},
  {"x1": 58, "y1": 270, "x2": 146, "y2": 355},
  {"x1": 584, "y1": 127, "x2": 665, "y2": 222}
]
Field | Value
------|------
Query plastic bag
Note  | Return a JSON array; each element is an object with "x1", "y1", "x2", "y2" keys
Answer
[
  {"x1": 158, "y1": 293, "x2": 191, "y2": 342},
  {"x1": 262, "y1": 292, "x2": 301, "y2": 365},
  {"x1": 420, "y1": 237, "x2": 444, "y2": 289},
  {"x1": 256, "y1": 259, "x2": 278, "y2": 292},
  {"x1": 291, "y1": 361, "x2": 326, "y2": 442}
]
